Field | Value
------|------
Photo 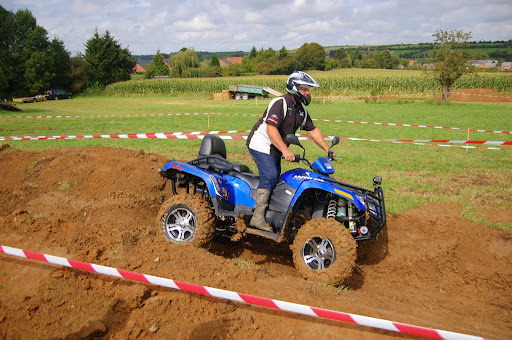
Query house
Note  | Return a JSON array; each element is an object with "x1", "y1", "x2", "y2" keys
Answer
[
  {"x1": 471, "y1": 60, "x2": 498, "y2": 68},
  {"x1": 132, "y1": 58, "x2": 172, "y2": 73},
  {"x1": 501, "y1": 62, "x2": 512, "y2": 71},
  {"x1": 219, "y1": 57, "x2": 243, "y2": 68},
  {"x1": 133, "y1": 63, "x2": 146, "y2": 72},
  {"x1": 132, "y1": 59, "x2": 152, "y2": 73}
]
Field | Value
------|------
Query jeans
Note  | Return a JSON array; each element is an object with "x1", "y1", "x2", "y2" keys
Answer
[{"x1": 249, "y1": 148, "x2": 281, "y2": 191}]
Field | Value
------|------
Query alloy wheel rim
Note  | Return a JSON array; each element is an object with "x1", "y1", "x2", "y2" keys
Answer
[
  {"x1": 301, "y1": 236, "x2": 336, "y2": 270},
  {"x1": 164, "y1": 207, "x2": 196, "y2": 242}
]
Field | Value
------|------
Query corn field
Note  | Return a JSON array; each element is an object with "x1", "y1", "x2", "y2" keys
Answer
[{"x1": 104, "y1": 73, "x2": 512, "y2": 96}]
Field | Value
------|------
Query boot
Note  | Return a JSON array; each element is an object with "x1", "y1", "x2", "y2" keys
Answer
[{"x1": 250, "y1": 189, "x2": 273, "y2": 232}]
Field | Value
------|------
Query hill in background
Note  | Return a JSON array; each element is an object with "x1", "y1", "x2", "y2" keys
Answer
[{"x1": 133, "y1": 40, "x2": 512, "y2": 64}]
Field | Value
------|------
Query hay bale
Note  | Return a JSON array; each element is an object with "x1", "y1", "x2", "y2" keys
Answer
[{"x1": 213, "y1": 91, "x2": 233, "y2": 100}]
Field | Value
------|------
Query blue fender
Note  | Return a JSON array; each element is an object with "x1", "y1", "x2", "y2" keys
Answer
[
  {"x1": 282, "y1": 169, "x2": 366, "y2": 210},
  {"x1": 161, "y1": 161, "x2": 255, "y2": 208},
  {"x1": 162, "y1": 161, "x2": 223, "y2": 198}
]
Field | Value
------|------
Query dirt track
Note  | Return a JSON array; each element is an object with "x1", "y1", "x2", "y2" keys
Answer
[{"x1": 0, "y1": 146, "x2": 511, "y2": 340}]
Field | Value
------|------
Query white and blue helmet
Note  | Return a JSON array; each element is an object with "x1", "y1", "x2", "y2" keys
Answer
[{"x1": 286, "y1": 71, "x2": 319, "y2": 106}]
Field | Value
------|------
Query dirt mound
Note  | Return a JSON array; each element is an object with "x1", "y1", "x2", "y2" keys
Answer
[
  {"x1": 0, "y1": 147, "x2": 511, "y2": 339},
  {"x1": 443, "y1": 88, "x2": 512, "y2": 102}
]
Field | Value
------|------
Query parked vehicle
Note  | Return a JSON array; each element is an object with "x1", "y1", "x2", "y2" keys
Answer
[
  {"x1": 156, "y1": 134, "x2": 387, "y2": 284},
  {"x1": 44, "y1": 89, "x2": 72, "y2": 100},
  {"x1": 12, "y1": 95, "x2": 46, "y2": 103},
  {"x1": 228, "y1": 84, "x2": 281, "y2": 100}
]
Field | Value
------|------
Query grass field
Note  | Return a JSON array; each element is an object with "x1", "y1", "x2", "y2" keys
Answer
[{"x1": 1, "y1": 95, "x2": 511, "y2": 229}]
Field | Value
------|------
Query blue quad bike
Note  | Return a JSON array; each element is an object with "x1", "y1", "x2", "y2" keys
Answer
[{"x1": 157, "y1": 134, "x2": 386, "y2": 284}]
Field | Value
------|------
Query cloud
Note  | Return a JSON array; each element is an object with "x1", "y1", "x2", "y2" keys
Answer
[
  {"x1": 2, "y1": 0, "x2": 511, "y2": 54},
  {"x1": 174, "y1": 14, "x2": 215, "y2": 32}
]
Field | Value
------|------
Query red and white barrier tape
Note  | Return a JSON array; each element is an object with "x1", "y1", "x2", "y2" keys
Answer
[
  {"x1": 339, "y1": 138, "x2": 512, "y2": 151},
  {"x1": 0, "y1": 244, "x2": 488, "y2": 340},
  {"x1": 1, "y1": 112, "x2": 510, "y2": 135},
  {"x1": 1, "y1": 131, "x2": 510, "y2": 151},
  {"x1": 226, "y1": 114, "x2": 512, "y2": 135},
  {"x1": 228, "y1": 114, "x2": 512, "y2": 135},
  {"x1": 0, "y1": 131, "x2": 247, "y2": 141},
  {"x1": 334, "y1": 137, "x2": 512, "y2": 146},
  {"x1": 382, "y1": 139, "x2": 512, "y2": 146},
  {"x1": 314, "y1": 91, "x2": 511, "y2": 100},
  {"x1": 0, "y1": 112, "x2": 224, "y2": 119},
  {"x1": 315, "y1": 93, "x2": 435, "y2": 99},
  {"x1": 311, "y1": 118, "x2": 512, "y2": 135}
]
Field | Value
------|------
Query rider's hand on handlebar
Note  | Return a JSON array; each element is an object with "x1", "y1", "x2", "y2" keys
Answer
[
  {"x1": 282, "y1": 149, "x2": 296, "y2": 162},
  {"x1": 328, "y1": 151, "x2": 336, "y2": 160}
]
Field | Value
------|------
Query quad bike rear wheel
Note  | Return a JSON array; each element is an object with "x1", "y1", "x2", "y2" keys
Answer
[
  {"x1": 292, "y1": 218, "x2": 356, "y2": 285},
  {"x1": 157, "y1": 194, "x2": 216, "y2": 247}
]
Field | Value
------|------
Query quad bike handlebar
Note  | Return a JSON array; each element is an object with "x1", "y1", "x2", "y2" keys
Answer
[
  {"x1": 282, "y1": 134, "x2": 342, "y2": 172},
  {"x1": 281, "y1": 154, "x2": 303, "y2": 162}
]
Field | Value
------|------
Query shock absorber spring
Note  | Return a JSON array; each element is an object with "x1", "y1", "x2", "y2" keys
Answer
[{"x1": 326, "y1": 199, "x2": 337, "y2": 219}]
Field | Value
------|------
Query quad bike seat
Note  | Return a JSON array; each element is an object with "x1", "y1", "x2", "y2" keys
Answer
[{"x1": 192, "y1": 134, "x2": 253, "y2": 174}]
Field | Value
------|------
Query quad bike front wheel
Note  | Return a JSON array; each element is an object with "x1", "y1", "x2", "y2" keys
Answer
[
  {"x1": 292, "y1": 218, "x2": 357, "y2": 285},
  {"x1": 157, "y1": 194, "x2": 216, "y2": 247}
]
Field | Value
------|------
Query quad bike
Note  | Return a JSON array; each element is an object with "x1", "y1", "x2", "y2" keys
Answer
[{"x1": 157, "y1": 134, "x2": 386, "y2": 284}]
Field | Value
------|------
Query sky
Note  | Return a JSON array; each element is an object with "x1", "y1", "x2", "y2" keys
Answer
[{"x1": 3, "y1": 0, "x2": 512, "y2": 56}]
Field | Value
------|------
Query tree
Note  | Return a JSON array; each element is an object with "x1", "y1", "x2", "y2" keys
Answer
[
  {"x1": 295, "y1": 42, "x2": 326, "y2": 70},
  {"x1": 249, "y1": 46, "x2": 257, "y2": 59},
  {"x1": 169, "y1": 48, "x2": 201, "y2": 78},
  {"x1": 0, "y1": 6, "x2": 15, "y2": 96},
  {"x1": 69, "y1": 52, "x2": 88, "y2": 94},
  {"x1": 145, "y1": 49, "x2": 170, "y2": 78},
  {"x1": 84, "y1": 30, "x2": 135, "y2": 87},
  {"x1": 271, "y1": 57, "x2": 301, "y2": 75},
  {"x1": 356, "y1": 58, "x2": 379, "y2": 69},
  {"x1": 349, "y1": 50, "x2": 362, "y2": 65},
  {"x1": 344, "y1": 54, "x2": 352, "y2": 68},
  {"x1": 210, "y1": 54, "x2": 220, "y2": 67},
  {"x1": 254, "y1": 62, "x2": 273, "y2": 75},
  {"x1": 1, "y1": 7, "x2": 52, "y2": 97},
  {"x1": 332, "y1": 48, "x2": 351, "y2": 68},
  {"x1": 380, "y1": 50, "x2": 396, "y2": 69},
  {"x1": 0, "y1": 6, "x2": 74, "y2": 98},
  {"x1": 428, "y1": 29, "x2": 473, "y2": 101},
  {"x1": 251, "y1": 47, "x2": 277, "y2": 67},
  {"x1": 332, "y1": 48, "x2": 347, "y2": 61},
  {"x1": 48, "y1": 38, "x2": 71, "y2": 89},
  {"x1": 278, "y1": 46, "x2": 289, "y2": 60},
  {"x1": 24, "y1": 49, "x2": 54, "y2": 94}
]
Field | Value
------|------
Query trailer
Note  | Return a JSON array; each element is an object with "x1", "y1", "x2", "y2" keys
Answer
[
  {"x1": 12, "y1": 95, "x2": 46, "y2": 103},
  {"x1": 228, "y1": 84, "x2": 282, "y2": 100}
]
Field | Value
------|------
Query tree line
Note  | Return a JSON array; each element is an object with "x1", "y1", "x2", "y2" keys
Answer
[
  {"x1": 142, "y1": 42, "x2": 412, "y2": 80},
  {"x1": 0, "y1": 6, "x2": 135, "y2": 99}
]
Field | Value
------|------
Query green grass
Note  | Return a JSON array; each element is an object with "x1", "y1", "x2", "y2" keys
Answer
[
  {"x1": 1, "y1": 95, "x2": 511, "y2": 229},
  {"x1": 233, "y1": 258, "x2": 259, "y2": 269},
  {"x1": 58, "y1": 181, "x2": 71, "y2": 191}
]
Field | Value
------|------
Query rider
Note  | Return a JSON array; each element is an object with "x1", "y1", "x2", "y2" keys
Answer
[{"x1": 246, "y1": 71, "x2": 333, "y2": 232}]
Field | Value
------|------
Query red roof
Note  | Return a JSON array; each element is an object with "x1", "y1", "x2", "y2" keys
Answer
[
  {"x1": 134, "y1": 63, "x2": 145, "y2": 72},
  {"x1": 219, "y1": 57, "x2": 243, "y2": 67}
]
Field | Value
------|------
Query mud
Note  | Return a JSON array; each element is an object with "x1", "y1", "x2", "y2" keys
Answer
[
  {"x1": 448, "y1": 88, "x2": 512, "y2": 102},
  {"x1": 0, "y1": 146, "x2": 511, "y2": 339}
]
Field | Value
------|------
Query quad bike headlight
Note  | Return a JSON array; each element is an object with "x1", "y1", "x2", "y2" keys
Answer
[{"x1": 355, "y1": 194, "x2": 365, "y2": 206}]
